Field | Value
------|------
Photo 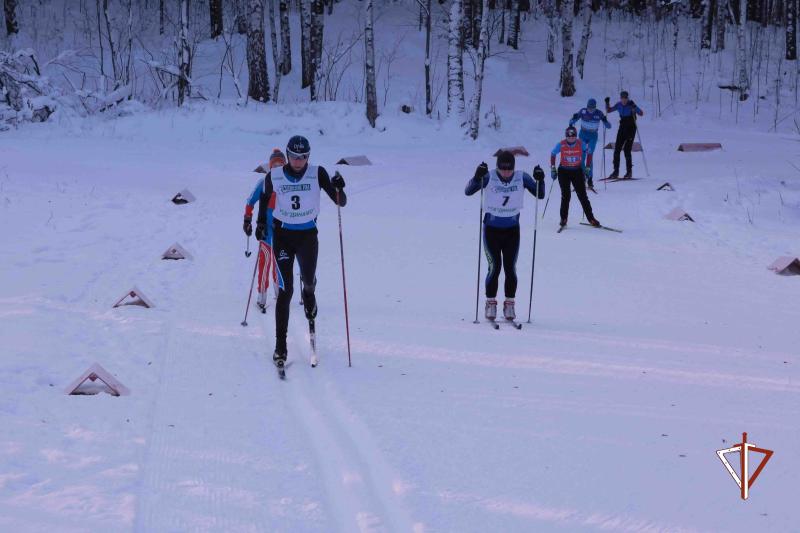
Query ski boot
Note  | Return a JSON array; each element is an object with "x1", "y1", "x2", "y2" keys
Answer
[
  {"x1": 560, "y1": 218, "x2": 567, "y2": 228},
  {"x1": 503, "y1": 299, "x2": 516, "y2": 320},
  {"x1": 588, "y1": 218, "x2": 601, "y2": 227},
  {"x1": 485, "y1": 298, "x2": 497, "y2": 321},
  {"x1": 274, "y1": 338, "x2": 287, "y2": 367},
  {"x1": 623, "y1": 170, "x2": 633, "y2": 179},
  {"x1": 257, "y1": 291, "x2": 267, "y2": 313},
  {"x1": 606, "y1": 171, "x2": 619, "y2": 180}
]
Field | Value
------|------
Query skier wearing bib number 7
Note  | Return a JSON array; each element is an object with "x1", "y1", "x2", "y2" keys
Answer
[
  {"x1": 465, "y1": 150, "x2": 546, "y2": 322},
  {"x1": 255, "y1": 135, "x2": 347, "y2": 369}
]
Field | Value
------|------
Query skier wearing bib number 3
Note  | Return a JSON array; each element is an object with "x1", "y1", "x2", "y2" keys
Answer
[
  {"x1": 255, "y1": 135, "x2": 347, "y2": 368},
  {"x1": 465, "y1": 150, "x2": 546, "y2": 322}
]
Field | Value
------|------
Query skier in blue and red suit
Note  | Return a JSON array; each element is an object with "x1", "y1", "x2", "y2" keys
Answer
[
  {"x1": 550, "y1": 125, "x2": 600, "y2": 228},
  {"x1": 569, "y1": 98, "x2": 611, "y2": 189}
]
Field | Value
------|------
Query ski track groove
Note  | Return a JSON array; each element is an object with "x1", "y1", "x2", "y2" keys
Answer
[{"x1": 265, "y1": 313, "x2": 419, "y2": 533}]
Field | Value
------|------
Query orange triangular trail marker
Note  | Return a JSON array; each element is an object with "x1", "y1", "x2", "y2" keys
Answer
[
  {"x1": 65, "y1": 363, "x2": 130, "y2": 396},
  {"x1": 112, "y1": 286, "x2": 155, "y2": 308},
  {"x1": 716, "y1": 432, "x2": 773, "y2": 500}
]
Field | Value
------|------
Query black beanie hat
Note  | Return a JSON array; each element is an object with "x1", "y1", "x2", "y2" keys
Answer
[{"x1": 497, "y1": 150, "x2": 515, "y2": 171}]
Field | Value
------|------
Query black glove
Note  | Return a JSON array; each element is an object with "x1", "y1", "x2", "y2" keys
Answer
[
  {"x1": 255, "y1": 222, "x2": 266, "y2": 241},
  {"x1": 473, "y1": 162, "x2": 489, "y2": 181},
  {"x1": 331, "y1": 171, "x2": 346, "y2": 190},
  {"x1": 243, "y1": 216, "x2": 252, "y2": 236},
  {"x1": 532, "y1": 165, "x2": 545, "y2": 181},
  {"x1": 604, "y1": 96, "x2": 610, "y2": 104}
]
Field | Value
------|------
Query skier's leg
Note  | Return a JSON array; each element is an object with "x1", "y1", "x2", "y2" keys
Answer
[
  {"x1": 296, "y1": 230, "x2": 320, "y2": 319},
  {"x1": 624, "y1": 125, "x2": 635, "y2": 176},
  {"x1": 558, "y1": 170, "x2": 572, "y2": 222},
  {"x1": 256, "y1": 242, "x2": 268, "y2": 307},
  {"x1": 612, "y1": 128, "x2": 624, "y2": 175},
  {"x1": 483, "y1": 225, "x2": 502, "y2": 298},
  {"x1": 273, "y1": 231, "x2": 297, "y2": 354},
  {"x1": 502, "y1": 226, "x2": 520, "y2": 298},
  {"x1": 571, "y1": 169, "x2": 596, "y2": 220}
]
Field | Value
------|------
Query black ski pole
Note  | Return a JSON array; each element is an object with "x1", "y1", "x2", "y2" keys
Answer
[
  {"x1": 245, "y1": 235, "x2": 252, "y2": 257},
  {"x1": 602, "y1": 127, "x2": 607, "y2": 191},
  {"x1": 335, "y1": 184, "x2": 352, "y2": 367},
  {"x1": 241, "y1": 257, "x2": 258, "y2": 326},
  {"x1": 527, "y1": 179, "x2": 541, "y2": 323},
  {"x1": 473, "y1": 183, "x2": 484, "y2": 324},
  {"x1": 541, "y1": 178, "x2": 557, "y2": 219},
  {"x1": 635, "y1": 118, "x2": 650, "y2": 177}
]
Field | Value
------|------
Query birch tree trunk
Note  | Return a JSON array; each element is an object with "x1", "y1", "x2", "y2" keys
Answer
[
  {"x1": 701, "y1": 0, "x2": 714, "y2": 49},
  {"x1": 464, "y1": 0, "x2": 474, "y2": 47},
  {"x1": 714, "y1": 0, "x2": 726, "y2": 51},
  {"x1": 247, "y1": 0, "x2": 271, "y2": 102},
  {"x1": 300, "y1": 0, "x2": 311, "y2": 88},
  {"x1": 559, "y1": 0, "x2": 576, "y2": 96},
  {"x1": 507, "y1": 0, "x2": 520, "y2": 49},
  {"x1": 268, "y1": 0, "x2": 282, "y2": 100},
  {"x1": 235, "y1": 0, "x2": 248, "y2": 34},
  {"x1": 447, "y1": 0, "x2": 466, "y2": 117},
  {"x1": 731, "y1": 0, "x2": 749, "y2": 99},
  {"x1": 787, "y1": 0, "x2": 797, "y2": 60},
  {"x1": 365, "y1": 0, "x2": 378, "y2": 126},
  {"x1": 178, "y1": 0, "x2": 191, "y2": 105},
  {"x1": 469, "y1": 0, "x2": 490, "y2": 139},
  {"x1": 546, "y1": 0, "x2": 557, "y2": 63},
  {"x1": 159, "y1": 0, "x2": 165, "y2": 35},
  {"x1": 210, "y1": 0, "x2": 223, "y2": 38},
  {"x1": 309, "y1": 0, "x2": 324, "y2": 101},
  {"x1": 279, "y1": 0, "x2": 291, "y2": 74},
  {"x1": 5, "y1": 0, "x2": 18, "y2": 35},
  {"x1": 576, "y1": 0, "x2": 593, "y2": 78},
  {"x1": 424, "y1": 0, "x2": 432, "y2": 115}
]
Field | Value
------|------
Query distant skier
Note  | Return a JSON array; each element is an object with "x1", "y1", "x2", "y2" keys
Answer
[
  {"x1": 569, "y1": 98, "x2": 611, "y2": 190},
  {"x1": 465, "y1": 151, "x2": 546, "y2": 322},
  {"x1": 550, "y1": 125, "x2": 600, "y2": 229},
  {"x1": 604, "y1": 91, "x2": 644, "y2": 179},
  {"x1": 243, "y1": 148, "x2": 286, "y2": 313},
  {"x1": 254, "y1": 135, "x2": 347, "y2": 369}
]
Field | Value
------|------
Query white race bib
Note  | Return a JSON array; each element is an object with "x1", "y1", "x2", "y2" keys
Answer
[
  {"x1": 272, "y1": 165, "x2": 321, "y2": 224},
  {"x1": 484, "y1": 170, "x2": 524, "y2": 218}
]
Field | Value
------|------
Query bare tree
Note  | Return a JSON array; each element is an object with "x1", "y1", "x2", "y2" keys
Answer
[
  {"x1": 546, "y1": 0, "x2": 557, "y2": 63},
  {"x1": 160, "y1": 0, "x2": 165, "y2": 35},
  {"x1": 701, "y1": 0, "x2": 714, "y2": 49},
  {"x1": 559, "y1": 0, "x2": 576, "y2": 96},
  {"x1": 469, "y1": 0, "x2": 490, "y2": 139},
  {"x1": 788, "y1": 0, "x2": 797, "y2": 60},
  {"x1": 507, "y1": 0, "x2": 520, "y2": 49},
  {"x1": 5, "y1": 0, "x2": 18, "y2": 36},
  {"x1": 247, "y1": 0, "x2": 270, "y2": 102},
  {"x1": 730, "y1": 0, "x2": 749, "y2": 99},
  {"x1": 178, "y1": 0, "x2": 191, "y2": 105},
  {"x1": 279, "y1": 0, "x2": 291, "y2": 74},
  {"x1": 447, "y1": 0, "x2": 466, "y2": 117},
  {"x1": 576, "y1": 0, "x2": 593, "y2": 78},
  {"x1": 301, "y1": 0, "x2": 311, "y2": 87},
  {"x1": 714, "y1": 0, "x2": 726, "y2": 51},
  {"x1": 365, "y1": 0, "x2": 378, "y2": 126},
  {"x1": 267, "y1": 0, "x2": 282, "y2": 100},
  {"x1": 310, "y1": 0, "x2": 324, "y2": 100},
  {"x1": 210, "y1": 0, "x2": 223, "y2": 38},
  {"x1": 234, "y1": 0, "x2": 248, "y2": 33}
]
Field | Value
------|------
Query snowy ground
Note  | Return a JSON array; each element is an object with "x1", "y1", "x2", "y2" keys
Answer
[{"x1": 2, "y1": 9, "x2": 800, "y2": 532}]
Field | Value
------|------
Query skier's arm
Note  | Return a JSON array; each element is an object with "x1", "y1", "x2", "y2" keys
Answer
[
  {"x1": 569, "y1": 112, "x2": 580, "y2": 126},
  {"x1": 318, "y1": 166, "x2": 347, "y2": 206},
  {"x1": 465, "y1": 174, "x2": 490, "y2": 196},
  {"x1": 601, "y1": 112, "x2": 612, "y2": 129},
  {"x1": 523, "y1": 173, "x2": 545, "y2": 199},
  {"x1": 244, "y1": 179, "x2": 264, "y2": 218},
  {"x1": 256, "y1": 173, "x2": 274, "y2": 227},
  {"x1": 549, "y1": 143, "x2": 562, "y2": 167},
  {"x1": 607, "y1": 102, "x2": 620, "y2": 114}
]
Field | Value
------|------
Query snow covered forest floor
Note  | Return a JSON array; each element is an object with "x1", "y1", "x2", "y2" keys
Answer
[{"x1": 2, "y1": 4, "x2": 800, "y2": 533}]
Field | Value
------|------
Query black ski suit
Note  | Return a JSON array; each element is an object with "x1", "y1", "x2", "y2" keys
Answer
[{"x1": 256, "y1": 164, "x2": 346, "y2": 353}]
